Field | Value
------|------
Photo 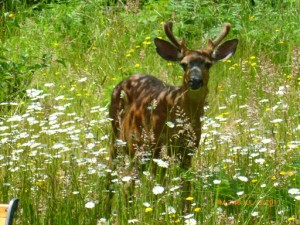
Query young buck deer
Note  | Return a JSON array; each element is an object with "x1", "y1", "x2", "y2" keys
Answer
[{"x1": 109, "y1": 21, "x2": 238, "y2": 171}]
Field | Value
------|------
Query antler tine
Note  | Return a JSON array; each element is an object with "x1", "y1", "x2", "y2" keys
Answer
[
  {"x1": 164, "y1": 21, "x2": 185, "y2": 50},
  {"x1": 211, "y1": 23, "x2": 231, "y2": 48}
]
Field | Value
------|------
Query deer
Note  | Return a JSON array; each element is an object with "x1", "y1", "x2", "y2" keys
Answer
[{"x1": 107, "y1": 21, "x2": 238, "y2": 214}]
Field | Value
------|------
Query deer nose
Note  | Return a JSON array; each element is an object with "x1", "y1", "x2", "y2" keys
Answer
[{"x1": 189, "y1": 76, "x2": 203, "y2": 90}]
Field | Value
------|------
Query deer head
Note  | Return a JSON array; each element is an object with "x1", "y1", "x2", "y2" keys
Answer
[{"x1": 154, "y1": 22, "x2": 238, "y2": 91}]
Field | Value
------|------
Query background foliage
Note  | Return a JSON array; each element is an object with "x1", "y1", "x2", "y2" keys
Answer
[{"x1": 0, "y1": 0, "x2": 299, "y2": 224}]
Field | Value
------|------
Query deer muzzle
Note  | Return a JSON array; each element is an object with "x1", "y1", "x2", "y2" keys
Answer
[{"x1": 188, "y1": 68, "x2": 203, "y2": 90}]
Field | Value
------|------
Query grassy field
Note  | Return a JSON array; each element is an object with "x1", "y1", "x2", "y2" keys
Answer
[{"x1": 0, "y1": 0, "x2": 300, "y2": 224}]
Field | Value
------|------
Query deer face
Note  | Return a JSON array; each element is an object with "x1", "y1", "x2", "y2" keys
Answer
[
  {"x1": 180, "y1": 52, "x2": 212, "y2": 90},
  {"x1": 154, "y1": 22, "x2": 238, "y2": 91}
]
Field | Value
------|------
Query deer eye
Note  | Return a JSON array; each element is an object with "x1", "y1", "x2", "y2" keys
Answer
[
  {"x1": 180, "y1": 62, "x2": 188, "y2": 70},
  {"x1": 204, "y1": 62, "x2": 212, "y2": 69}
]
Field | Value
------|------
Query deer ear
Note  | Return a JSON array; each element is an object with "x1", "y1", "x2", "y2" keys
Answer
[
  {"x1": 212, "y1": 39, "x2": 238, "y2": 62},
  {"x1": 154, "y1": 38, "x2": 183, "y2": 61}
]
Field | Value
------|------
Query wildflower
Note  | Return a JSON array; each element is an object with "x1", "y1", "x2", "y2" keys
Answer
[
  {"x1": 254, "y1": 158, "x2": 265, "y2": 164},
  {"x1": 184, "y1": 214, "x2": 194, "y2": 219},
  {"x1": 128, "y1": 219, "x2": 139, "y2": 223},
  {"x1": 55, "y1": 95, "x2": 65, "y2": 101},
  {"x1": 250, "y1": 56, "x2": 256, "y2": 60},
  {"x1": 238, "y1": 176, "x2": 248, "y2": 182},
  {"x1": 288, "y1": 217, "x2": 295, "y2": 221},
  {"x1": 8, "y1": 13, "x2": 14, "y2": 18},
  {"x1": 142, "y1": 41, "x2": 151, "y2": 45},
  {"x1": 170, "y1": 186, "x2": 180, "y2": 192},
  {"x1": 86, "y1": 133, "x2": 94, "y2": 139},
  {"x1": 152, "y1": 185, "x2": 164, "y2": 195},
  {"x1": 143, "y1": 171, "x2": 151, "y2": 177},
  {"x1": 78, "y1": 77, "x2": 87, "y2": 83},
  {"x1": 87, "y1": 143, "x2": 95, "y2": 149},
  {"x1": 7, "y1": 115, "x2": 23, "y2": 122},
  {"x1": 166, "y1": 121, "x2": 175, "y2": 128},
  {"x1": 100, "y1": 135, "x2": 109, "y2": 141},
  {"x1": 122, "y1": 176, "x2": 132, "y2": 182},
  {"x1": 52, "y1": 143, "x2": 66, "y2": 149},
  {"x1": 271, "y1": 118, "x2": 283, "y2": 123},
  {"x1": 97, "y1": 218, "x2": 108, "y2": 225},
  {"x1": 237, "y1": 191, "x2": 244, "y2": 196},
  {"x1": 134, "y1": 64, "x2": 140, "y2": 68},
  {"x1": 44, "y1": 83, "x2": 55, "y2": 87},
  {"x1": 288, "y1": 188, "x2": 300, "y2": 195},
  {"x1": 251, "y1": 211, "x2": 259, "y2": 217},
  {"x1": 167, "y1": 206, "x2": 176, "y2": 214},
  {"x1": 213, "y1": 179, "x2": 221, "y2": 184},
  {"x1": 184, "y1": 218, "x2": 197, "y2": 225},
  {"x1": 143, "y1": 202, "x2": 150, "y2": 207},
  {"x1": 26, "y1": 89, "x2": 43, "y2": 99},
  {"x1": 115, "y1": 139, "x2": 127, "y2": 147},
  {"x1": 85, "y1": 201, "x2": 95, "y2": 209},
  {"x1": 186, "y1": 196, "x2": 194, "y2": 201},
  {"x1": 295, "y1": 196, "x2": 300, "y2": 200},
  {"x1": 153, "y1": 158, "x2": 169, "y2": 168},
  {"x1": 145, "y1": 207, "x2": 153, "y2": 213},
  {"x1": 261, "y1": 138, "x2": 272, "y2": 144},
  {"x1": 194, "y1": 207, "x2": 201, "y2": 212},
  {"x1": 249, "y1": 15, "x2": 254, "y2": 21}
]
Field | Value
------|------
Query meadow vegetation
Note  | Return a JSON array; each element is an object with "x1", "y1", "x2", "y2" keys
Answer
[{"x1": 0, "y1": 0, "x2": 300, "y2": 224}]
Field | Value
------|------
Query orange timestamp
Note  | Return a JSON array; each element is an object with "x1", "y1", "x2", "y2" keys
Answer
[{"x1": 216, "y1": 199, "x2": 281, "y2": 206}]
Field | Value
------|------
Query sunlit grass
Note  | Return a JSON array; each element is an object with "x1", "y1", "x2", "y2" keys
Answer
[{"x1": 0, "y1": 0, "x2": 300, "y2": 224}]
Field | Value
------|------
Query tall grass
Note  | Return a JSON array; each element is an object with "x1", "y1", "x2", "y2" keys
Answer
[{"x1": 0, "y1": 0, "x2": 300, "y2": 224}]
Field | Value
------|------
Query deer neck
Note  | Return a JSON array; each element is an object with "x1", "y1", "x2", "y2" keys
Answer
[{"x1": 179, "y1": 85, "x2": 208, "y2": 119}]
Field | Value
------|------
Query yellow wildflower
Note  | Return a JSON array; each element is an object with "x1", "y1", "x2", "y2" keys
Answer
[
  {"x1": 145, "y1": 207, "x2": 153, "y2": 213},
  {"x1": 186, "y1": 196, "x2": 194, "y2": 201},
  {"x1": 194, "y1": 207, "x2": 201, "y2": 212}
]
